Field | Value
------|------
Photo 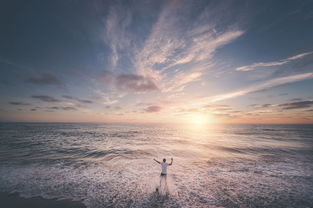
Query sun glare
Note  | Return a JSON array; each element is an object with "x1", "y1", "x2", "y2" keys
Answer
[{"x1": 184, "y1": 113, "x2": 212, "y2": 129}]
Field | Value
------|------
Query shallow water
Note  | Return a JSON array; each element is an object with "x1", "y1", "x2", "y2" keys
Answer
[{"x1": 0, "y1": 123, "x2": 313, "y2": 207}]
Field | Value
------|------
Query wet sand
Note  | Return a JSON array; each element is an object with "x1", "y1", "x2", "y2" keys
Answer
[{"x1": 0, "y1": 192, "x2": 86, "y2": 208}]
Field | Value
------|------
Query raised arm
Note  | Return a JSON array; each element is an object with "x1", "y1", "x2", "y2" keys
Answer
[
  {"x1": 153, "y1": 158, "x2": 160, "y2": 164},
  {"x1": 169, "y1": 158, "x2": 173, "y2": 165}
]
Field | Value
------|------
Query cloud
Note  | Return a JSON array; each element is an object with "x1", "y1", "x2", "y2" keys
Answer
[
  {"x1": 204, "y1": 104, "x2": 231, "y2": 110},
  {"x1": 212, "y1": 112, "x2": 238, "y2": 118},
  {"x1": 102, "y1": 97, "x2": 119, "y2": 105},
  {"x1": 104, "y1": 4, "x2": 133, "y2": 69},
  {"x1": 48, "y1": 106, "x2": 77, "y2": 111},
  {"x1": 26, "y1": 71, "x2": 64, "y2": 87},
  {"x1": 136, "y1": 102, "x2": 155, "y2": 106},
  {"x1": 164, "y1": 72, "x2": 203, "y2": 92},
  {"x1": 115, "y1": 74, "x2": 159, "y2": 93},
  {"x1": 62, "y1": 106, "x2": 77, "y2": 111},
  {"x1": 62, "y1": 95, "x2": 93, "y2": 104},
  {"x1": 236, "y1": 51, "x2": 313, "y2": 71},
  {"x1": 250, "y1": 100, "x2": 313, "y2": 111},
  {"x1": 93, "y1": 90, "x2": 121, "y2": 105},
  {"x1": 98, "y1": 72, "x2": 159, "y2": 93},
  {"x1": 278, "y1": 100, "x2": 313, "y2": 110},
  {"x1": 144, "y1": 105, "x2": 162, "y2": 113},
  {"x1": 134, "y1": 1, "x2": 244, "y2": 92},
  {"x1": 250, "y1": 104, "x2": 275, "y2": 108},
  {"x1": 99, "y1": 71, "x2": 114, "y2": 84},
  {"x1": 176, "y1": 108, "x2": 199, "y2": 113},
  {"x1": 114, "y1": 106, "x2": 122, "y2": 110},
  {"x1": 260, "y1": 104, "x2": 274, "y2": 108},
  {"x1": 9, "y1": 101, "x2": 31, "y2": 106},
  {"x1": 203, "y1": 72, "x2": 313, "y2": 103},
  {"x1": 78, "y1": 99, "x2": 93, "y2": 104},
  {"x1": 31, "y1": 95, "x2": 60, "y2": 102},
  {"x1": 63, "y1": 95, "x2": 74, "y2": 99},
  {"x1": 92, "y1": 1, "x2": 244, "y2": 97}
]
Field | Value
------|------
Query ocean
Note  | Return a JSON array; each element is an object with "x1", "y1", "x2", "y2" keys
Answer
[{"x1": 0, "y1": 122, "x2": 312, "y2": 208}]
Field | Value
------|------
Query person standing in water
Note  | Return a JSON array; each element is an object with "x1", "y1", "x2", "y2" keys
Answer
[{"x1": 153, "y1": 158, "x2": 173, "y2": 193}]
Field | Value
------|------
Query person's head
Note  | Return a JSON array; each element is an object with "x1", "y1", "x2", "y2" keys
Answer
[{"x1": 163, "y1": 158, "x2": 166, "y2": 162}]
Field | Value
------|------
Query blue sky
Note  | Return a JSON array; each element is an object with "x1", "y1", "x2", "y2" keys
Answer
[{"x1": 1, "y1": 0, "x2": 313, "y2": 123}]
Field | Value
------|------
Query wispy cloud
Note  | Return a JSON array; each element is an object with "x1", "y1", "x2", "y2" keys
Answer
[
  {"x1": 62, "y1": 95, "x2": 93, "y2": 104},
  {"x1": 144, "y1": 105, "x2": 162, "y2": 113},
  {"x1": 134, "y1": 1, "x2": 244, "y2": 93},
  {"x1": 31, "y1": 95, "x2": 60, "y2": 102},
  {"x1": 104, "y1": 4, "x2": 133, "y2": 70},
  {"x1": 26, "y1": 71, "x2": 64, "y2": 87},
  {"x1": 95, "y1": 1, "x2": 244, "y2": 98},
  {"x1": 94, "y1": 90, "x2": 121, "y2": 105},
  {"x1": 102, "y1": 97, "x2": 119, "y2": 105},
  {"x1": 250, "y1": 104, "x2": 275, "y2": 109},
  {"x1": 201, "y1": 72, "x2": 313, "y2": 103},
  {"x1": 278, "y1": 100, "x2": 313, "y2": 110},
  {"x1": 48, "y1": 106, "x2": 77, "y2": 111},
  {"x1": 249, "y1": 100, "x2": 313, "y2": 111},
  {"x1": 236, "y1": 51, "x2": 313, "y2": 71},
  {"x1": 9, "y1": 101, "x2": 31, "y2": 106},
  {"x1": 164, "y1": 72, "x2": 203, "y2": 92},
  {"x1": 0, "y1": 57, "x2": 65, "y2": 88},
  {"x1": 115, "y1": 74, "x2": 159, "y2": 93}
]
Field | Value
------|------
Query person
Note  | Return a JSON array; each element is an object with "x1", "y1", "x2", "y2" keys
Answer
[
  {"x1": 153, "y1": 158, "x2": 173, "y2": 194},
  {"x1": 154, "y1": 158, "x2": 173, "y2": 175}
]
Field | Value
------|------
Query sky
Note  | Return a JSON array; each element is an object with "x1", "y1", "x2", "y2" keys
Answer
[{"x1": 1, "y1": 0, "x2": 313, "y2": 124}]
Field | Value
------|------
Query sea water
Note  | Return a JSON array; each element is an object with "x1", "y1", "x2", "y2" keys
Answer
[{"x1": 0, "y1": 122, "x2": 312, "y2": 207}]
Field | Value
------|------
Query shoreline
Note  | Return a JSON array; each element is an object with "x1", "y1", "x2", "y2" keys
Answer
[{"x1": 0, "y1": 192, "x2": 86, "y2": 208}]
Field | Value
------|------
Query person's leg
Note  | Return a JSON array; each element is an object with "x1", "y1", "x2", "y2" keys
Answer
[
  {"x1": 157, "y1": 175, "x2": 161, "y2": 192},
  {"x1": 159, "y1": 174, "x2": 168, "y2": 194},
  {"x1": 157, "y1": 174, "x2": 164, "y2": 192},
  {"x1": 164, "y1": 175, "x2": 169, "y2": 194}
]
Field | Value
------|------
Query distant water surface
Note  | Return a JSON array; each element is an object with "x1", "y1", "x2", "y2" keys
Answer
[{"x1": 0, "y1": 123, "x2": 313, "y2": 207}]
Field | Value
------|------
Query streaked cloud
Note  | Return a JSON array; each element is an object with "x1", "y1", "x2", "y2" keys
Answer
[
  {"x1": 48, "y1": 106, "x2": 77, "y2": 111},
  {"x1": 31, "y1": 95, "x2": 60, "y2": 102},
  {"x1": 204, "y1": 104, "x2": 233, "y2": 112},
  {"x1": 236, "y1": 51, "x2": 313, "y2": 71},
  {"x1": 250, "y1": 100, "x2": 313, "y2": 111},
  {"x1": 62, "y1": 95, "x2": 93, "y2": 104},
  {"x1": 26, "y1": 71, "x2": 64, "y2": 87},
  {"x1": 251, "y1": 104, "x2": 275, "y2": 109},
  {"x1": 104, "y1": 3, "x2": 133, "y2": 70},
  {"x1": 144, "y1": 105, "x2": 162, "y2": 113},
  {"x1": 102, "y1": 97, "x2": 119, "y2": 105},
  {"x1": 134, "y1": 1, "x2": 244, "y2": 92},
  {"x1": 201, "y1": 72, "x2": 313, "y2": 103},
  {"x1": 9, "y1": 101, "x2": 31, "y2": 106},
  {"x1": 115, "y1": 74, "x2": 159, "y2": 93},
  {"x1": 164, "y1": 72, "x2": 203, "y2": 92},
  {"x1": 278, "y1": 100, "x2": 313, "y2": 110}
]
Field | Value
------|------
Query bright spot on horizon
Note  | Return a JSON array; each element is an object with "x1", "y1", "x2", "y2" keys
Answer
[{"x1": 184, "y1": 113, "x2": 213, "y2": 129}]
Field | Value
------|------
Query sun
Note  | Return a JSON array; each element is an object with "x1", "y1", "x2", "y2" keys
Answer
[{"x1": 184, "y1": 112, "x2": 212, "y2": 129}]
